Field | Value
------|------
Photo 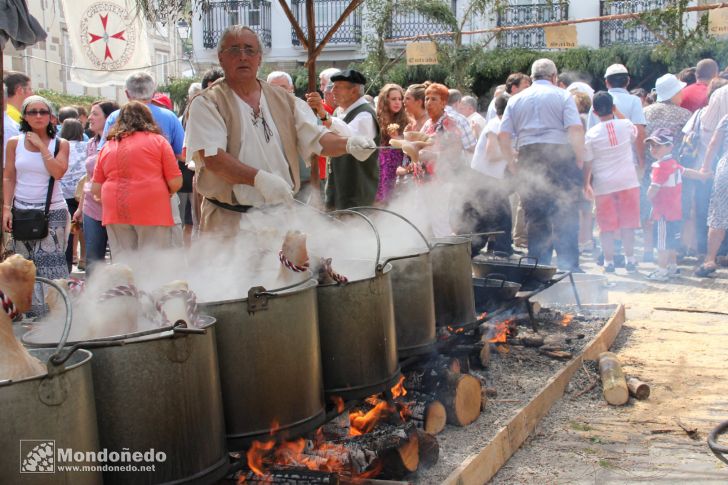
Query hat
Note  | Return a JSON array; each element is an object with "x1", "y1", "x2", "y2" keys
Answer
[
  {"x1": 151, "y1": 92, "x2": 173, "y2": 110},
  {"x1": 567, "y1": 81, "x2": 595, "y2": 100},
  {"x1": 645, "y1": 128, "x2": 674, "y2": 146},
  {"x1": 592, "y1": 91, "x2": 614, "y2": 117},
  {"x1": 604, "y1": 64, "x2": 629, "y2": 78},
  {"x1": 654, "y1": 73, "x2": 687, "y2": 102},
  {"x1": 330, "y1": 69, "x2": 366, "y2": 85}
]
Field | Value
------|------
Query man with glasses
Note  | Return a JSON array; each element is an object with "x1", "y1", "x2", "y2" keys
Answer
[
  {"x1": 3, "y1": 71, "x2": 32, "y2": 124},
  {"x1": 184, "y1": 26, "x2": 375, "y2": 235}
]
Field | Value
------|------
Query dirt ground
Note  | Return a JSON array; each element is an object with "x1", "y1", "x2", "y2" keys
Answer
[{"x1": 490, "y1": 253, "x2": 728, "y2": 484}]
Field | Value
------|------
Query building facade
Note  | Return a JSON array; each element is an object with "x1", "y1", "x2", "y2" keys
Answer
[
  {"x1": 192, "y1": 0, "x2": 705, "y2": 70},
  {"x1": 2, "y1": 0, "x2": 188, "y2": 104}
]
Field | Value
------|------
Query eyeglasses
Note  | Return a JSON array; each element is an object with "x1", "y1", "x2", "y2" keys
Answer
[
  {"x1": 25, "y1": 109, "x2": 51, "y2": 117},
  {"x1": 221, "y1": 45, "x2": 259, "y2": 58}
]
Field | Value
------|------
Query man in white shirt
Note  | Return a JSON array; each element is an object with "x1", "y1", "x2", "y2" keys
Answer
[
  {"x1": 458, "y1": 95, "x2": 487, "y2": 139},
  {"x1": 184, "y1": 27, "x2": 375, "y2": 234},
  {"x1": 306, "y1": 69, "x2": 380, "y2": 209}
]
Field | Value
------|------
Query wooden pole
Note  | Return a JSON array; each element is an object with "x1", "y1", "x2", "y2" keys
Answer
[
  {"x1": 385, "y1": 2, "x2": 728, "y2": 43},
  {"x1": 308, "y1": 0, "x2": 365, "y2": 64},
  {"x1": 277, "y1": 0, "x2": 309, "y2": 50}
]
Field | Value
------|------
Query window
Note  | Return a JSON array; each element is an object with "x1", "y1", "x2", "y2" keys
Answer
[{"x1": 155, "y1": 51, "x2": 169, "y2": 84}]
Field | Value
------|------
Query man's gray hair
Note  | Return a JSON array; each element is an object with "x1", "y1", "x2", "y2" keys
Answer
[
  {"x1": 188, "y1": 82, "x2": 202, "y2": 98},
  {"x1": 531, "y1": 58, "x2": 558, "y2": 80},
  {"x1": 319, "y1": 67, "x2": 341, "y2": 88},
  {"x1": 217, "y1": 25, "x2": 262, "y2": 54},
  {"x1": 267, "y1": 71, "x2": 293, "y2": 87},
  {"x1": 125, "y1": 72, "x2": 156, "y2": 100},
  {"x1": 460, "y1": 95, "x2": 478, "y2": 110}
]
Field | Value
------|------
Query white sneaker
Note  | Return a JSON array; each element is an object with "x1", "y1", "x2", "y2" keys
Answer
[
  {"x1": 647, "y1": 269, "x2": 670, "y2": 282},
  {"x1": 667, "y1": 265, "x2": 681, "y2": 276}
]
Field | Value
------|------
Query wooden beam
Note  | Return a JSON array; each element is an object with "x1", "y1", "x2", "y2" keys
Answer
[
  {"x1": 442, "y1": 304, "x2": 626, "y2": 485},
  {"x1": 385, "y1": 2, "x2": 728, "y2": 43},
  {"x1": 308, "y1": 0, "x2": 364, "y2": 63},
  {"x1": 277, "y1": 0, "x2": 308, "y2": 50}
]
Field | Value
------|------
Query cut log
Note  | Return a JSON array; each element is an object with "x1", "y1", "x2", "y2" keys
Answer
[
  {"x1": 401, "y1": 392, "x2": 447, "y2": 435},
  {"x1": 439, "y1": 372, "x2": 482, "y2": 426},
  {"x1": 404, "y1": 357, "x2": 460, "y2": 393},
  {"x1": 626, "y1": 377, "x2": 650, "y2": 400},
  {"x1": 415, "y1": 429, "x2": 440, "y2": 469},
  {"x1": 330, "y1": 422, "x2": 420, "y2": 478},
  {"x1": 598, "y1": 352, "x2": 629, "y2": 405},
  {"x1": 539, "y1": 349, "x2": 573, "y2": 360}
]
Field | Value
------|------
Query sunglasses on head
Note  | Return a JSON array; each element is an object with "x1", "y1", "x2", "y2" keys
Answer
[{"x1": 25, "y1": 109, "x2": 51, "y2": 117}]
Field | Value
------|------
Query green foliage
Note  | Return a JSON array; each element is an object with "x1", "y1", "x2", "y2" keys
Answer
[
  {"x1": 35, "y1": 89, "x2": 101, "y2": 113},
  {"x1": 158, "y1": 77, "x2": 200, "y2": 111}
]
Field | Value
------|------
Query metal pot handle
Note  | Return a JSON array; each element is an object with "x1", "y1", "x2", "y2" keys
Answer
[
  {"x1": 484, "y1": 273, "x2": 508, "y2": 288},
  {"x1": 331, "y1": 209, "x2": 382, "y2": 275},
  {"x1": 517, "y1": 256, "x2": 539, "y2": 269},
  {"x1": 35, "y1": 277, "x2": 74, "y2": 373},
  {"x1": 349, "y1": 206, "x2": 431, "y2": 251}
]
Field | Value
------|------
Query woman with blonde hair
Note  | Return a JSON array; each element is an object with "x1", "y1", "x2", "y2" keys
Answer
[
  {"x1": 92, "y1": 101, "x2": 182, "y2": 261},
  {"x1": 376, "y1": 83, "x2": 408, "y2": 202},
  {"x1": 3, "y1": 95, "x2": 70, "y2": 317}
]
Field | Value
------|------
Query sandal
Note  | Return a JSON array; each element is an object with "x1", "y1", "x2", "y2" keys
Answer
[{"x1": 694, "y1": 264, "x2": 717, "y2": 277}]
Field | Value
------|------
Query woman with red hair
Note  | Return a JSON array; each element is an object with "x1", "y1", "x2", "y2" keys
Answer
[{"x1": 376, "y1": 84, "x2": 408, "y2": 202}]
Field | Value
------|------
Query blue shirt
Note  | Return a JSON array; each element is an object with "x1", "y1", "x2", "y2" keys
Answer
[
  {"x1": 100, "y1": 102, "x2": 184, "y2": 155},
  {"x1": 587, "y1": 88, "x2": 646, "y2": 129},
  {"x1": 500, "y1": 80, "x2": 582, "y2": 148}
]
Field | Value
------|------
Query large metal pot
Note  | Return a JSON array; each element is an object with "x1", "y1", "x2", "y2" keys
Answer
[
  {"x1": 472, "y1": 252, "x2": 557, "y2": 290},
  {"x1": 199, "y1": 277, "x2": 325, "y2": 450},
  {"x1": 25, "y1": 316, "x2": 228, "y2": 484},
  {"x1": 2, "y1": 278, "x2": 100, "y2": 484},
  {"x1": 317, "y1": 259, "x2": 400, "y2": 400},
  {"x1": 352, "y1": 207, "x2": 437, "y2": 358},
  {"x1": 430, "y1": 236, "x2": 476, "y2": 327}
]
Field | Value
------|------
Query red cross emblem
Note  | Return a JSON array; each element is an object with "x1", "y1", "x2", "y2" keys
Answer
[{"x1": 88, "y1": 13, "x2": 126, "y2": 60}]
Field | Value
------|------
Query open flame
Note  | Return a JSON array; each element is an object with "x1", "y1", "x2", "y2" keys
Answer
[
  {"x1": 246, "y1": 439, "x2": 276, "y2": 476},
  {"x1": 350, "y1": 400, "x2": 390, "y2": 436},
  {"x1": 561, "y1": 314, "x2": 574, "y2": 327},
  {"x1": 488, "y1": 318, "x2": 514, "y2": 343},
  {"x1": 391, "y1": 374, "x2": 407, "y2": 399},
  {"x1": 330, "y1": 395, "x2": 345, "y2": 414}
]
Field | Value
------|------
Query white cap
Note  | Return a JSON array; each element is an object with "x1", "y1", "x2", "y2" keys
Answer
[
  {"x1": 654, "y1": 73, "x2": 687, "y2": 102},
  {"x1": 605, "y1": 64, "x2": 629, "y2": 78},
  {"x1": 567, "y1": 82, "x2": 595, "y2": 100}
]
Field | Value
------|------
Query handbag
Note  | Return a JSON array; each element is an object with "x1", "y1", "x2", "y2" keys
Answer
[
  {"x1": 678, "y1": 108, "x2": 704, "y2": 169},
  {"x1": 11, "y1": 139, "x2": 60, "y2": 240}
]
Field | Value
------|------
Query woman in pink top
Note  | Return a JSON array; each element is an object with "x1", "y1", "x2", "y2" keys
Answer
[{"x1": 92, "y1": 101, "x2": 182, "y2": 261}]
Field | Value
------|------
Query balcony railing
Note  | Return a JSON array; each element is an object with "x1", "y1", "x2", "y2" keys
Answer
[
  {"x1": 290, "y1": 0, "x2": 362, "y2": 46},
  {"x1": 497, "y1": 2, "x2": 569, "y2": 49},
  {"x1": 202, "y1": 0, "x2": 272, "y2": 50},
  {"x1": 600, "y1": 0, "x2": 668, "y2": 47},
  {"x1": 387, "y1": 6, "x2": 455, "y2": 43}
]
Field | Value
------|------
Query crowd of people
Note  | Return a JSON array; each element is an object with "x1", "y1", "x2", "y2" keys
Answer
[{"x1": 4, "y1": 25, "x2": 728, "y2": 316}]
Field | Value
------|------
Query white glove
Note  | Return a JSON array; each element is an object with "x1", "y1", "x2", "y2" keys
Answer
[
  {"x1": 346, "y1": 136, "x2": 377, "y2": 162},
  {"x1": 253, "y1": 170, "x2": 293, "y2": 205}
]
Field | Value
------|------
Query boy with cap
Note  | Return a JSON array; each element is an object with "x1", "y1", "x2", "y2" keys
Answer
[
  {"x1": 646, "y1": 128, "x2": 710, "y2": 281},
  {"x1": 584, "y1": 92, "x2": 641, "y2": 273}
]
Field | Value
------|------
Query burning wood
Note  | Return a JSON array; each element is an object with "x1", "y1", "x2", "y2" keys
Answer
[
  {"x1": 0, "y1": 255, "x2": 45, "y2": 381},
  {"x1": 239, "y1": 466, "x2": 340, "y2": 484},
  {"x1": 561, "y1": 314, "x2": 574, "y2": 327}
]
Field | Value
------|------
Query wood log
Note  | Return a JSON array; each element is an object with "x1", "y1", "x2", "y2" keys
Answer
[
  {"x1": 401, "y1": 392, "x2": 447, "y2": 435},
  {"x1": 598, "y1": 352, "x2": 629, "y2": 405},
  {"x1": 415, "y1": 429, "x2": 440, "y2": 469},
  {"x1": 438, "y1": 372, "x2": 482, "y2": 426},
  {"x1": 467, "y1": 370, "x2": 490, "y2": 411},
  {"x1": 538, "y1": 349, "x2": 573, "y2": 360},
  {"x1": 330, "y1": 422, "x2": 419, "y2": 478},
  {"x1": 404, "y1": 357, "x2": 460, "y2": 393},
  {"x1": 626, "y1": 377, "x2": 650, "y2": 400}
]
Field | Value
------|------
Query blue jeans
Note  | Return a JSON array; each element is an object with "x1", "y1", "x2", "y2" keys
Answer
[{"x1": 83, "y1": 214, "x2": 107, "y2": 275}]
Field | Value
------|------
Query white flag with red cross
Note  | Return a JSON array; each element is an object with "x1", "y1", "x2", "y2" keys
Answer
[{"x1": 60, "y1": 0, "x2": 151, "y2": 86}]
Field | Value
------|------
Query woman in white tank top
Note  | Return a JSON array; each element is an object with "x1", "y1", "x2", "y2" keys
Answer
[{"x1": 2, "y1": 95, "x2": 70, "y2": 317}]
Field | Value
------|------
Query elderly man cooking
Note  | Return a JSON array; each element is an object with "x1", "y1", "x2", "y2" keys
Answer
[
  {"x1": 498, "y1": 58, "x2": 585, "y2": 272},
  {"x1": 306, "y1": 69, "x2": 380, "y2": 210},
  {"x1": 184, "y1": 26, "x2": 375, "y2": 235}
]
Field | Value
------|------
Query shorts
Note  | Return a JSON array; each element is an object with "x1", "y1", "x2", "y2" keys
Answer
[
  {"x1": 595, "y1": 187, "x2": 641, "y2": 233},
  {"x1": 655, "y1": 217, "x2": 682, "y2": 251}
]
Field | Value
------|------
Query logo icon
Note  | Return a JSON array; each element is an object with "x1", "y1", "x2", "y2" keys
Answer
[{"x1": 20, "y1": 440, "x2": 55, "y2": 473}]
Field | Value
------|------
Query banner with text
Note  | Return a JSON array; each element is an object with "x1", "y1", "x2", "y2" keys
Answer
[
  {"x1": 709, "y1": 7, "x2": 728, "y2": 37},
  {"x1": 544, "y1": 25, "x2": 577, "y2": 49},
  {"x1": 406, "y1": 42, "x2": 438, "y2": 66},
  {"x1": 59, "y1": 0, "x2": 151, "y2": 86}
]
